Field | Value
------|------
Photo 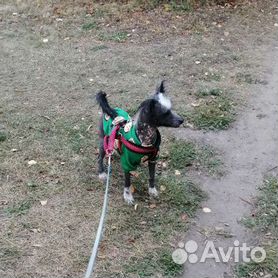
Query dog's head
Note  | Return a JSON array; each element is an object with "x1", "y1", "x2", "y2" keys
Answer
[{"x1": 139, "y1": 81, "x2": 184, "y2": 128}]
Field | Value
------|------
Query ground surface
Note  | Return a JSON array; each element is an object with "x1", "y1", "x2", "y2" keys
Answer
[
  {"x1": 0, "y1": 1, "x2": 278, "y2": 278},
  {"x1": 177, "y1": 46, "x2": 278, "y2": 278}
]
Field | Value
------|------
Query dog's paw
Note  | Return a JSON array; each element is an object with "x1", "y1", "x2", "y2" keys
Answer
[
  {"x1": 124, "y1": 190, "x2": 134, "y2": 205},
  {"x1": 148, "y1": 187, "x2": 159, "y2": 197},
  {"x1": 98, "y1": 172, "x2": 107, "y2": 181}
]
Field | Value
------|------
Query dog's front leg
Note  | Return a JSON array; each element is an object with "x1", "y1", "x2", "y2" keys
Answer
[
  {"x1": 148, "y1": 160, "x2": 159, "y2": 197},
  {"x1": 124, "y1": 172, "x2": 134, "y2": 205}
]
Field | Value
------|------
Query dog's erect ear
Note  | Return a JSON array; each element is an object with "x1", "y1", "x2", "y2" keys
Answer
[{"x1": 156, "y1": 80, "x2": 166, "y2": 94}]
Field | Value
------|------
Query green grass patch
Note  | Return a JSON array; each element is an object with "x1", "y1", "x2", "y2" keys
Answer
[
  {"x1": 81, "y1": 22, "x2": 98, "y2": 31},
  {"x1": 0, "y1": 246, "x2": 21, "y2": 263},
  {"x1": 241, "y1": 177, "x2": 278, "y2": 233},
  {"x1": 196, "y1": 88, "x2": 223, "y2": 98},
  {"x1": 54, "y1": 120, "x2": 94, "y2": 154},
  {"x1": 169, "y1": 140, "x2": 221, "y2": 174},
  {"x1": 235, "y1": 73, "x2": 254, "y2": 84},
  {"x1": 125, "y1": 249, "x2": 183, "y2": 277},
  {"x1": 99, "y1": 31, "x2": 128, "y2": 42},
  {"x1": 90, "y1": 45, "x2": 109, "y2": 52},
  {"x1": 236, "y1": 177, "x2": 278, "y2": 278},
  {"x1": 5, "y1": 200, "x2": 33, "y2": 216},
  {"x1": 236, "y1": 244, "x2": 278, "y2": 278},
  {"x1": 183, "y1": 96, "x2": 235, "y2": 130},
  {"x1": 135, "y1": 0, "x2": 193, "y2": 11},
  {"x1": 0, "y1": 131, "x2": 7, "y2": 142}
]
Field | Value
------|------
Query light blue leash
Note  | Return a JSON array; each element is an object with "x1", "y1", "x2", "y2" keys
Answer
[{"x1": 84, "y1": 155, "x2": 112, "y2": 278}]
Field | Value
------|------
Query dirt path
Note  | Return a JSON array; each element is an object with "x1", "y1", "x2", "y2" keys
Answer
[{"x1": 176, "y1": 46, "x2": 278, "y2": 278}]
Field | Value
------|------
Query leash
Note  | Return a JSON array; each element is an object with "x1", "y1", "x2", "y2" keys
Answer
[
  {"x1": 84, "y1": 155, "x2": 112, "y2": 278},
  {"x1": 84, "y1": 121, "x2": 159, "y2": 277}
]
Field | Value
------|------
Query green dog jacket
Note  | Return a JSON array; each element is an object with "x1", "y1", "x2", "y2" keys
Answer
[{"x1": 103, "y1": 108, "x2": 159, "y2": 173}]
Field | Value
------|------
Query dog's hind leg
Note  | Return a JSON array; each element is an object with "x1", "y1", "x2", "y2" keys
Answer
[
  {"x1": 123, "y1": 172, "x2": 134, "y2": 205},
  {"x1": 148, "y1": 160, "x2": 159, "y2": 197},
  {"x1": 98, "y1": 118, "x2": 107, "y2": 180}
]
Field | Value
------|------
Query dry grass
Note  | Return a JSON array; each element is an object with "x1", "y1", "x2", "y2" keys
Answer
[{"x1": 0, "y1": 0, "x2": 277, "y2": 277}]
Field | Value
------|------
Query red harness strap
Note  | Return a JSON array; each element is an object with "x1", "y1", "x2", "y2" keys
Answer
[
  {"x1": 103, "y1": 124, "x2": 158, "y2": 159},
  {"x1": 103, "y1": 125, "x2": 121, "y2": 155}
]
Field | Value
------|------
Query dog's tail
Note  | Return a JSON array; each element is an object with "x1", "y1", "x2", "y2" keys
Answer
[{"x1": 96, "y1": 91, "x2": 117, "y2": 119}]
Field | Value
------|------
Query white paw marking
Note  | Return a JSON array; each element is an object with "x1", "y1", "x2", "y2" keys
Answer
[
  {"x1": 149, "y1": 187, "x2": 159, "y2": 197},
  {"x1": 124, "y1": 189, "x2": 134, "y2": 205},
  {"x1": 98, "y1": 172, "x2": 107, "y2": 180}
]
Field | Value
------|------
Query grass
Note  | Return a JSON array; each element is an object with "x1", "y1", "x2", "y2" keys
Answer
[
  {"x1": 90, "y1": 45, "x2": 109, "y2": 52},
  {"x1": 99, "y1": 31, "x2": 128, "y2": 42},
  {"x1": 125, "y1": 249, "x2": 183, "y2": 277},
  {"x1": 81, "y1": 22, "x2": 98, "y2": 31},
  {"x1": 235, "y1": 73, "x2": 254, "y2": 84},
  {"x1": 5, "y1": 200, "x2": 33, "y2": 216},
  {"x1": 0, "y1": 131, "x2": 7, "y2": 142},
  {"x1": 0, "y1": 246, "x2": 21, "y2": 264},
  {"x1": 134, "y1": 0, "x2": 202, "y2": 11},
  {"x1": 1, "y1": 112, "x2": 210, "y2": 277},
  {"x1": 204, "y1": 72, "x2": 221, "y2": 82},
  {"x1": 182, "y1": 95, "x2": 235, "y2": 130},
  {"x1": 236, "y1": 177, "x2": 278, "y2": 278},
  {"x1": 104, "y1": 174, "x2": 205, "y2": 277},
  {"x1": 169, "y1": 139, "x2": 221, "y2": 174},
  {"x1": 196, "y1": 88, "x2": 223, "y2": 98}
]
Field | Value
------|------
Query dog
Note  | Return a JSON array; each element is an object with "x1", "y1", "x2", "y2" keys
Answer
[{"x1": 96, "y1": 81, "x2": 184, "y2": 204}]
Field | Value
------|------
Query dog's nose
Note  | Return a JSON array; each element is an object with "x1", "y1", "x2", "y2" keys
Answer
[{"x1": 179, "y1": 118, "x2": 184, "y2": 125}]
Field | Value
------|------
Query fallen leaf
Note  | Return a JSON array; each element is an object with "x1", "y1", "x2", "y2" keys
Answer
[
  {"x1": 42, "y1": 38, "x2": 48, "y2": 43},
  {"x1": 186, "y1": 123, "x2": 195, "y2": 129},
  {"x1": 203, "y1": 207, "x2": 212, "y2": 213},
  {"x1": 97, "y1": 254, "x2": 106, "y2": 259},
  {"x1": 181, "y1": 213, "x2": 188, "y2": 221},
  {"x1": 140, "y1": 221, "x2": 147, "y2": 225},
  {"x1": 31, "y1": 228, "x2": 41, "y2": 233},
  {"x1": 195, "y1": 60, "x2": 201, "y2": 64},
  {"x1": 28, "y1": 160, "x2": 37, "y2": 166},
  {"x1": 11, "y1": 148, "x2": 18, "y2": 152},
  {"x1": 40, "y1": 200, "x2": 48, "y2": 206},
  {"x1": 130, "y1": 184, "x2": 136, "y2": 194},
  {"x1": 149, "y1": 204, "x2": 156, "y2": 209},
  {"x1": 163, "y1": 4, "x2": 171, "y2": 11},
  {"x1": 175, "y1": 170, "x2": 181, "y2": 176},
  {"x1": 134, "y1": 203, "x2": 138, "y2": 211},
  {"x1": 130, "y1": 171, "x2": 140, "y2": 178},
  {"x1": 160, "y1": 185, "x2": 166, "y2": 192},
  {"x1": 178, "y1": 241, "x2": 185, "y2": 248},
  {"x1": 191, "y1": 102, "x2": 200, "y2": 107},
  {"x1": 32, "y1": 244, "x2": 42, "y2": 248}
]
